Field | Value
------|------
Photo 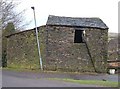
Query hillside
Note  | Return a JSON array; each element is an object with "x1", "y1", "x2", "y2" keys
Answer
[
  {"x1": 108, "y1": 32, "x2": 118, "y2": 41},
  {"x1": 108, "y1": 32, "x2": 119, "y2": 61}
]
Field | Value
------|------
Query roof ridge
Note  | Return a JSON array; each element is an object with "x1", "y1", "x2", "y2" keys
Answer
[
  {"x1": 49, "y1": 15, "x2": 100, "y2": 19},
  {"x1": 47, "y1": 15, "x2": 109, "y2": 29}
]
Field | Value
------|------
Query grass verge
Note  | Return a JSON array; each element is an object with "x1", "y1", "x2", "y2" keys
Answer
[
  {"x1": 2, "y1": 67, "x2": 99, "y2": 75},
  {"x1": 2, "y1": 67, "x2": 119, "y2": 87},
  {"x1": 2, "y1": 67, "x2": 42, "y2": 73},
  {"x1": 48, "y1": 78, "x2": 118, "y2": 87}
]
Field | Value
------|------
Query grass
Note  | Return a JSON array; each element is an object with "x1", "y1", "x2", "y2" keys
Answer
[
  {"x1": 2, "y1": 67, "x2": 99, "y2": 75},
  {"x1": 2, "y1": 67, "x2": 42, "y2": 73},
  {"x1": 2, "y1": 67, "x2": 119, "y2": 87},
  {"x1": 49, "y1": 78, "x2": 118, "y2": 87}
]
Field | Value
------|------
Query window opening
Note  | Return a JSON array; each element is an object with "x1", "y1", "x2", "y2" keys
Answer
[{"x1": 74, "y1": 30, "x2": 84, "y2": 43}]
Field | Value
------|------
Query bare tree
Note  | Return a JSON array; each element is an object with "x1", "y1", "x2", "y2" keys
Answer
[
  {"x1": 1, "y1": 0, "x2": 31, "y2": 67},
  {"x1": 1, "y1": 0, "x2": 30, "y2": 30}
]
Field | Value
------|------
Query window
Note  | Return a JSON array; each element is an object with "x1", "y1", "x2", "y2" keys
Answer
[{"x1": 74, "y1": 30, "x2": 84, "y2": 43}]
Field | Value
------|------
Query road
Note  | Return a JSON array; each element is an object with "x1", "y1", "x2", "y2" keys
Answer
[{"x1": 2, "y1": 70, "x2": 118, "y2": 87}]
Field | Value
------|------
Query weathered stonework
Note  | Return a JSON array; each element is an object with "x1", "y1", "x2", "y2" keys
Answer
[
  {"x1": 44, "y1": 26, "x2": 108, "y2": 72},
  {"x1": 6, "y1": 26, "x2": 46, "y2": 69},
  {"x1": 6, "y1": 15, "x2": 108, "y2": 73},
  {"x1": 84, "y1": 28, "x2": 108, "y2": 72}
]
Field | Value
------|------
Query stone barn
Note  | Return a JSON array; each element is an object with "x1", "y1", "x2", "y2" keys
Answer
[
  {"x1": 45, "y1": 15, "x2": 108, "y2": 73},
  {"x1": 6, "y1": 15, "x2": 108, "y2": 73}
]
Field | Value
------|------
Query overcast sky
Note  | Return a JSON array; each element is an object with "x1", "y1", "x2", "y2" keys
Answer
[{"x1": 15, "y1": 0, "x2": 119, "y2": 33}]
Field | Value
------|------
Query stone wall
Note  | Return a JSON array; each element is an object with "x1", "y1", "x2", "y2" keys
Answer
[
  {"x1": 6, "y1": 26, "x2": 46, "y2": 69},
  {"x1": 85, "y1": 28, "x2": 108, "y2": 72},
  {"x1": 45, "y1": 26, "x2": 108, "y2": 73},
  {"x1": 6, "y1": 25, "x2": 108, "y2": 73}
]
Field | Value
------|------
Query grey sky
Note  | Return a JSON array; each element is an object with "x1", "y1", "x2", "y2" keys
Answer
[{"x1": 14, "y1": 0, "x2": 118, "y2": 33}]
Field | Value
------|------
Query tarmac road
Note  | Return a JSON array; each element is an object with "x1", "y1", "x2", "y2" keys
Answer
[{"x1": 2, "y1": 70, "x2": 118, "y2": 87}]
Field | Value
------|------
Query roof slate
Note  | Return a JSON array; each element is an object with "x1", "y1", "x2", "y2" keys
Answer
[{"x1": 46, "y1": 15, "x2": 108, "y2": 29}]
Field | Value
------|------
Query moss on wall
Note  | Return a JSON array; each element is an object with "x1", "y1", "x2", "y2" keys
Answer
[
  {"x1": 6, "y1": 25, "x2": 108, "y2": 73},
  {"x1": 45, "y1": 26, "x2": 108, "y2": 73},
  {"x1": 85, "y1": 28, "x2": 108, "y2": 72},
  {"x1": 2, "y1": 23, "x2": 15, "y2": 67},
  {"x1": 6, "y1": 26, "x2": 46, "y2": 69}
]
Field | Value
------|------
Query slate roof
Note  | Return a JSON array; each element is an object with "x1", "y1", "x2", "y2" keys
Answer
[{"x1": 46, "y1": 15, "x2": 108, "y2": 29}]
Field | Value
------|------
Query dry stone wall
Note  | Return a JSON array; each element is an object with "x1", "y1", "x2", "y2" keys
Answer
[
  {"x1": 6, "y1": 25, "x2": 108, "y2": 73},
  {"x1": 45, "y1": 26, "x2": 108, "y2": 73},
  {"x1": 84, "y1": 28, "x2": 108, "y2": 72},
  {"x1": 6, "y1": 26, "x2": 46, "y2": 69}
]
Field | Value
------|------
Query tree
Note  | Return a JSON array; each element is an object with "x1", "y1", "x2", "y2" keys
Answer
[
  {"x1": 2, "y1": 22, "x2": 15, "y2": 35},
  {"x1": 1, "y1": 0, "x2": 31, "y2": 67},
  {"x1": 2, "y1": 22, "x2": 15, "y2": 67},
  {"x1": 1, "y1": 0, "x2": 29, "y2": 30}
]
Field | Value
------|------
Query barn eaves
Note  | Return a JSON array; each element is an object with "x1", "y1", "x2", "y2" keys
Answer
[{"x1": 46, "y1": 15, "x2": 109, "y2": 30}]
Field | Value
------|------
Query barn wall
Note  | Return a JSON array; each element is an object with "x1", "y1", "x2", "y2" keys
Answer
[
  {"x1": 45, "y1": 26, "x2": 108, "y2": 72},
  {"x1": 6, "y1": 25, "x2": 108, "y2": 73},
  {"x1": 84, "y1": 28, "x2": 108, "y2": 72},
  {"x1": 45, "y1": 26, "x2": 94, "y2": 72},
  {"x1": 6, "y1": 26, "x2": 46, "y2": 69}
]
